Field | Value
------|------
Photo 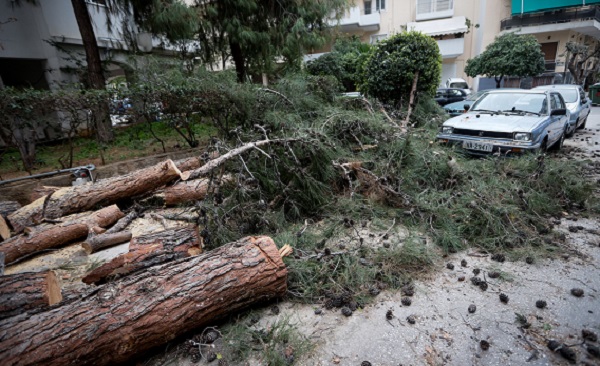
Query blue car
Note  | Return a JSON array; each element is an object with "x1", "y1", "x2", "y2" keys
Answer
[
  {"x1": 437, "y1": 89, "x2": 570, "y2": 156},
  {"x1": 443, "y1": 90, "x2": 489, "y2": 117},
  {"x1": 533, "y1": 84, "x2": 591, "y2": 136}
]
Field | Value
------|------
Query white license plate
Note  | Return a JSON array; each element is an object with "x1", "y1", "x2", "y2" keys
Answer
[{"x1": 462, "y1": 141, "x2": 493, "y2": 152}]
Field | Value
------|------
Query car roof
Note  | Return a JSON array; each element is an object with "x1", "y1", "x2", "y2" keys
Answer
[
  {"x1": 437, "y1": 88, "x2": 465, "y2": 91},
  {"x1": 485, "y1": 89, "x2": 548, "y2": 94},
  {"x1": 534, "y1": 84, "x2": 581, "y2": 89},
  {"x1": 447, "y1": 78, "x2": 466, "y2": 81}
]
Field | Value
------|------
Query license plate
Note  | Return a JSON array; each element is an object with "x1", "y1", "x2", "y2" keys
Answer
[{"x1": 462, "y1": 141, "x2": 493, "y2": 152}]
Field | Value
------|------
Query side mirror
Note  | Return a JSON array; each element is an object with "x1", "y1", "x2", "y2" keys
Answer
[
  {"x1": 550, "y1": 108, "x2": 567, "y2": 116},
  {"x1": 463, "y1": 104, "x2": 470, "y2": 111}
]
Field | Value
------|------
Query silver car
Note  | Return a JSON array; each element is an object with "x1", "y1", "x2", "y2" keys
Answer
[
  {"x1": 533, "y1": 84, "x2": 591, "y2": 136},
  {"x1": 437, "y1": 90, "x2": 570, "y2": 155}
]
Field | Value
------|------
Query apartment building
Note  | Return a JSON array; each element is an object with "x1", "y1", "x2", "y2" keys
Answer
[
  {"x1": 0, "y1": 0, "x2": 167, "y2": 91},
  {"x1": 326, "y1": 0, "x2": 600, "y2": 90}
]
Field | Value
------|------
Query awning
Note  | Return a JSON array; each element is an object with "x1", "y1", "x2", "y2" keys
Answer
[{"x1": 407, "y1": 16, "x2": 468, "y2": 37}]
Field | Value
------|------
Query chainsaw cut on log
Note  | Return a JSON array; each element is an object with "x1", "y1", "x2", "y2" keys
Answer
[
  {"x1": 0, "y1": 205, "x2": 124, "y2": 264},
  {"x1": 0, "y1": 236, "x2": 288, "y2": 366},
  {"x1": 0, "y1": 270, "x2": 62, "y2": 320}
]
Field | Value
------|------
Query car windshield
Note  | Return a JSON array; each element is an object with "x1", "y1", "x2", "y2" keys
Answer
[
  {"x1": 471, "y1": 93, "x2": 548, "y2": 115},
  {"x1": 450, "y1": 82, "x2": 468, "y2": 89},
  {"x1": 554, "y1": 89, "x2": 578, "y2": 103},
  {"x1": 465, "y1": 90, "x2": 487, "y2": 101}
]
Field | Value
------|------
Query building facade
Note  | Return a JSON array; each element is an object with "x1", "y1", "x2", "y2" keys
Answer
[{"x1": 321, "y1": 0, "x2": 600, "y2": 90}]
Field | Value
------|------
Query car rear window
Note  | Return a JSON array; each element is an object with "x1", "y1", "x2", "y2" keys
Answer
[
  {"x1": 554, "y1": 89, "x2": 578, "y2": 103},
  {"x1": 450, "y1": 82, "x2": 468, "y2": 89}
]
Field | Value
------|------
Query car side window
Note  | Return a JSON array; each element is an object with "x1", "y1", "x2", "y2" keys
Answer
[
  {"x1": 579, "y1": 88, "x2": 586, "y2": 102},
  {"x1": 449, "y1": 89, "x2": 461, "y2": 97},
  {"x1": 550, "y1": 94, "x2": 559, "y2": 111},
  {"x1": 556, "y1": 94, "x2": 566, "y2": 109},
  {"x1": 436, "y1": 90, "x2": 445, "y2": 98}
]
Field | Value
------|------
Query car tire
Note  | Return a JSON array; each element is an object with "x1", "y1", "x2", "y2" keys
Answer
[
  {"x1": 537, "y1": 138, "x2": 548, "y2": 155},
  {"x1": 566, "y1": 122, "x2": 575, "y2": 138},
  {"x1": 549, "y1": 129, "x2": 566, "y2": 152},
  {"x1": 577, "y1": 117, "x2": 587, "y2": 130}
]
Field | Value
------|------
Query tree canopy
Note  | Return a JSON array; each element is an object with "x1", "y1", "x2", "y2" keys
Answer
[
  {"x1": 465, "y1": 32, "x2": 545, "y2": 88},
  {"x1": 361, "y1": 31, "x2": 441, "y2": 104},
  {"x1": 306, "y1": 36, "x2": 372, "y2": 92},
  {"x1": 192, "y1": 0, "x2": 348, "y2": 82}
]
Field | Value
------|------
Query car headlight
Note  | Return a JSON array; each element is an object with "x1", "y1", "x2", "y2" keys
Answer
[
  {"x1": 442, "y1": 126, "x2": 454, "y2": 134},
  {"x1": 513, "y1": 132, "x2": 531, "y2": 141}
]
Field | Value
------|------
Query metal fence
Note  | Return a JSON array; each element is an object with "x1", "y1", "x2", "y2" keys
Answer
[{"x1": 501, "y1": 5, "x2": 600, "y2": 30}]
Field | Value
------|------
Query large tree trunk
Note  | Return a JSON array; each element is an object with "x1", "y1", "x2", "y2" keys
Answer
[
  {"x1": 0, "y1": 236, "x2": 288, "y2": 366},
  {"x1": 8, "y1": 160, "x2": 182, "y2": 233},
  {"x1": 0, "y1": 205, "x2": 124, "y2": 264},
  {"x1": 82, "y1": 225, "x2": 201, "y2": 284},
  {"x1": 229, "y1": 40, "x2": 246, "y2": 83},
  {"x1": 0, "y1": 215, "x2": 10, "y2": 241},
  {"x1": 153, "y1": 175, "x2": 230, "y2": 206},
  {"x1": 0, "y1": 270, "x2": 62, "y2": 320},
  {"x1": 70, "y1": 0, "x2": 113, "y2": 143}
]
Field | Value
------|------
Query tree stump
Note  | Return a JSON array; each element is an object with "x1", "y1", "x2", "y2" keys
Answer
[
  {"x1": 0, "y1": 270, "x2": 62, "y2": 320},
  {"x1": 0, "y1": 236, "x2": 287, "y2": 366}
]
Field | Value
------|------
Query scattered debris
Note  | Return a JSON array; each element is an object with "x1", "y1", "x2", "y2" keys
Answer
[
  {"x1": 386, "y1": 309, "x2": 394, "y2": 320},
  {"x1": 582, "y1": 329, "x2": 598, "y2": 342},
  {"x1": 480, "y1": 340, "x2": 490, "y2": 350},
  {"x1": 499, "y1": 293, "x2": 509, "y2": 304},
  {"x1": 401, "y1": 297, "x2": 412, "y2": 306},
  {"x1": 406, "y1": 315, "x2": 416, "y2": 324},
  {"x1": 491, "y1": 253, "x2": 506, "y2": 263},
  {"x1": 446, "y1": 263, "x2": 455, "y2": 270},
  {"x1": 460, "y1": 259, "x2": 467, "y2": 267},
  {"x1": 458, "y1": 276, "x2": 465, "y2": 282},
  {"x1": 525, "y1": 256, "x2": 534, "y2": 264},
  {"x1": 535, "y1": 300, "x2": 548, "y2": 309},
  {"x1": 571, "y1": 288, "x2": 585, "y2": 297},
  {"x1": 341, "y1": 307, "x2": 353, "y2": 317},
  {"x1": 488, "y1": 271, "x2": 500, "y2": 279},
  {"x1": 468, "y1": 304, "x2": 477, "y2": 313},
  {"x1": 479, "y1": 282, "x2": 488, "y2": 291},
  {"x1": 472, "y1": 268, "x2": 481, "y2": 275}
]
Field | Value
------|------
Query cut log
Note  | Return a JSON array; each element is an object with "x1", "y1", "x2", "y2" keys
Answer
[
  {"x1": 7, "y1": 160, "x2": 182, "y2": 233},
  {"x1": 82, "y1": 231, "x2": 132, "y2": 254},
  {"x1": 29, "y1": 186, "x2": 61, "y2": 203},
  {"x1": 0, "y1": 205, "x2": 124, "y2": 264},
  {"x1": 82, "y1": 225, "x2": 201, "y2": 284},
  {"x1": 0, "y1": 215, "x2": 10, "y2": 241},
  {"x1": 153, "y1": 175, "x2": 231, "y2": 206},
  {"x1": 0, "y1": 236, "x2": 287, "y2": 366},
  {"x1": 0, "y1": 270, "x2": 62, "y2": 320},
  {"x1": 0, "y1": 201, "x2": 20, "y2": 218}
]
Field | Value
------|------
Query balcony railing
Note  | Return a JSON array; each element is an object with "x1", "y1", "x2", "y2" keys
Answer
[
  {"x1": 338, "y1": 6, "x2": 381, "y2": 30},
  {"x1": 501, "y1": 5, "x2": 600, "y2": 30}
]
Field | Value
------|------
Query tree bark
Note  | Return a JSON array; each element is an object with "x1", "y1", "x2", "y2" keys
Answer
[
  {"x1": 29, "y1": 186, "x2": 61, "y2": 203},
  {"x1": 0, "y1": 201, "x2": 21, "y2": 218},
  {"x1": 70, "y1": 0, "x2": 113, "y2": 143},
  {"x1": 402, "y1": 71, "x2": 419, "y2": 127},
  {"x1": 8, "y1": 160, "x2": 182, "y2": 233},
  {"x1": 0, "y1": 215, "x2": 10, "y2": 241},
  {"x1": 0, "y1": 270, "x2": 62, "y2": 320},
  {"x1": 0, "y1": 253, "x2": 4, "y2": 275},
  {"x1": 0, "y1": 236, "x2": 287, "y2": 366},
  {"x1": 82, "y1": 231, "x2": 132, "y2": 254},
  {"x1": 0, "y1": 205, "x2": 124, "y2": 264},
  {"x1": 154, "y1": 175, "x2": 231, "y2": 206},
  {"x1": 82, "y1": 225, "x2": 201, "y2": 284}
]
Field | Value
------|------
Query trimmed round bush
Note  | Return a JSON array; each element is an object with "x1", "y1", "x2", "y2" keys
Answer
[{"x1": 361, "y1": 31, "x2": 442, "y2": 104}]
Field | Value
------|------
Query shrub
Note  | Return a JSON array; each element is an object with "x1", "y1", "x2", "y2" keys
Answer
[{"x1": 361, "y1": 31, "x2": 442, "y2": 104}]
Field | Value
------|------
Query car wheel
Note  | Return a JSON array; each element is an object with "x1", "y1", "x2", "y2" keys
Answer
[
  {"x1": 536, "y1": 138, "x2": 548, "y2": 155},
  {"x1": 549, "y1": 129, "x2": 566, "y2": 152},
  {"x1": 577, "y1": 117, "x2": 587, "y2": 130},
  {"x1": 566, "y1": 122, "x2": 575, "y2": 138}
]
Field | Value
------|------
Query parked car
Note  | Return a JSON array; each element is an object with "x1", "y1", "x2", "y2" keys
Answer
[
  {"x1": 435, "y1": 88, "x2": 469, "y2": 106},
  {"x1": 533, "y1": 84, "x2": 591, "y2": 136},
  {"x1": 443, "y1": 90, "x2": 489, "y2": 116},
  {"x1": 437, "y1": 89, "x2": 570, "y2": 156},
  {"x1": 445, "y1": 78, "x2": 471, "y2": 95}
]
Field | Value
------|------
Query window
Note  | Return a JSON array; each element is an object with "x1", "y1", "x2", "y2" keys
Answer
[
  {"x1": 370, "y1": 34, "x2": 388, "y2": 43},
  {"x1": 364, "y1": 0, "x2": 385, "y2": 15},
  {"x1": 448, "y1": 89, "x2": 462, "y2": 97},
  {"x1": 416, "y1": 0, "x2": 454, "y2": 20},
  {"x1": 550, "y1": 94, "x2": 559, "y2": 110}
]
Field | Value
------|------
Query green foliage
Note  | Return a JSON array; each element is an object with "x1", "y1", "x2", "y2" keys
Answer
[
  {"x1": 305, "y1": 36, "x2": 372, "y2": 92},
  {"x1": 195, "y1": 0, "x2": 348, "y2": 81},
  {"x1": 361, "y1": 31, "x2": 442, "y2": 104},
  {"x1": 465, "y1": 32, "x2": 545, "y2": 85}
]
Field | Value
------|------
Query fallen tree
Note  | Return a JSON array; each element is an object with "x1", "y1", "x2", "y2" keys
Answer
[
  {"x1": 0, "y1": 236, "x2": 288, "y2": 366},
  {"x1": 0, "y1": 205, "x2": 124, "y2": 264},
  {"x1": 7, "y1": 160, "x2": 182, "y2": 233},
  {"x1": 0, "y1": 270, "x2": 62, "y2": 320},
  {"x1": 82, "y1": 225, "x2": 201, "y2": 284},
  {"x1": 82, "y1": 231, "x2": 132, "y2": 254}
]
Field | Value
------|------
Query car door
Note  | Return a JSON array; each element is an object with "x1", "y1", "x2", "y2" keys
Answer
[{"x1": 550, "y1": 93, "x2": 567, "y2": 142}]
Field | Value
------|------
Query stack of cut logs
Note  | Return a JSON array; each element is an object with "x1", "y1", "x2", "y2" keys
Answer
[{"x1": 0, "y1": 143, "x2": 290, "y2": 366}]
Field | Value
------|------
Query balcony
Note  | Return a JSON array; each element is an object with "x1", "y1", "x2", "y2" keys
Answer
[
  {"x1": 437, "y1": 38, "x2": 464, "y2": 59},
  {"x1": 337, "y1": 6, "x2": 380, "y2": 32},
  {"x1": 501, "y1": 6, "x2": 600, "y2": 38}
]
